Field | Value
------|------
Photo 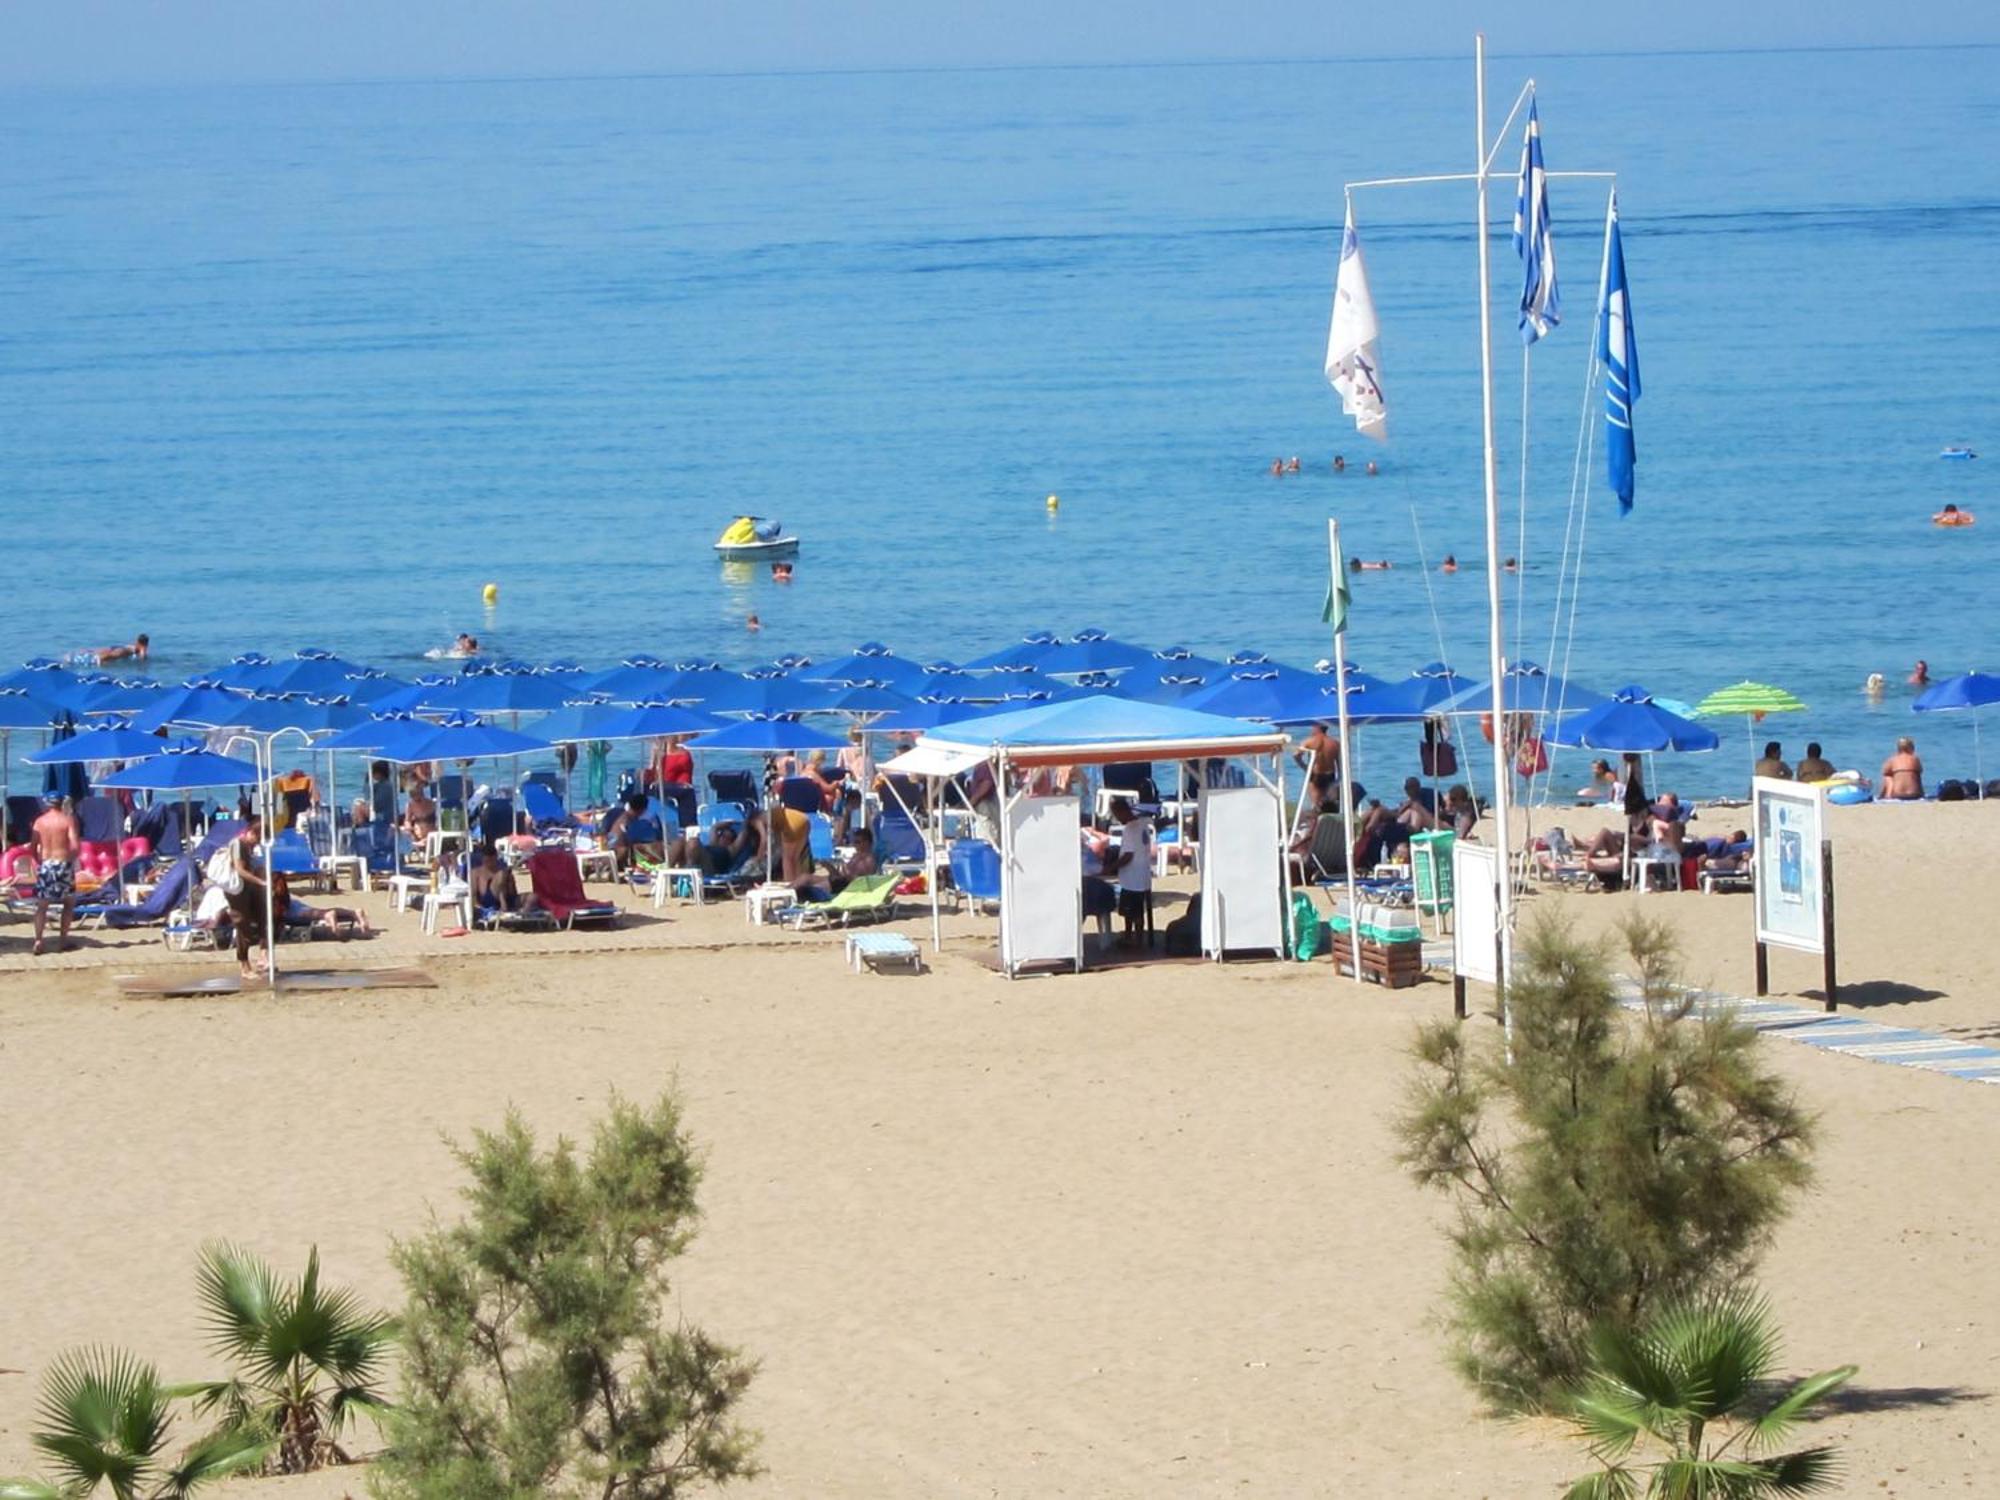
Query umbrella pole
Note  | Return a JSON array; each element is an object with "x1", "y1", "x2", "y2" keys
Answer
[{"x1": 929, "y1": 774, "x2": 942, "y2": 955}]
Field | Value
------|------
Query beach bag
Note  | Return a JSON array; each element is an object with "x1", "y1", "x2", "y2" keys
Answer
[
  {"x1": 206, "y1": 844, "x2": 242, "y2": 896},
  {"x1": 1514, "y1": 736, "x2": 1549, "y2": 777},
  {"x1": 1420, "y1": 738, "x2": 1458, "y2": 777},
  {"x1": 1288, "y1": 892, "x2": 1324, "y2": 962},
  {"x1": 894, "y1": 872, "x2": 927, "y2": 896}
]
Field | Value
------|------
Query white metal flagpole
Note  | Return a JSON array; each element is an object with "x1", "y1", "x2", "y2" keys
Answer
[
  {"x1": 1474, "y1": 32, "x2": 1515, "y2": 1034},
  {"x1": 1328, "y1": 518, "x2": 1362, "y2": 982}
]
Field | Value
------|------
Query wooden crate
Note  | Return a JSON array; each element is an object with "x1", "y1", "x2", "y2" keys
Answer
[{"x1": 1328, "y1": 932, "x2": 1427, "y2": 989}]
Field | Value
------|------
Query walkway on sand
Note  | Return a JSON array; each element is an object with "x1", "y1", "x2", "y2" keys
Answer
[{"x1": 1613, "y1": 980, "x2": 2000, "y2": 1086}]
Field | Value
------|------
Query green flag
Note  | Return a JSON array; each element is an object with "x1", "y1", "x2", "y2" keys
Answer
[{"x1": 1322, "y1": 571, "x2": 1350, "y2": 635}]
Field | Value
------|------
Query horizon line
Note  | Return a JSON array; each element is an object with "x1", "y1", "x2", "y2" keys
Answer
[{"x1": 9, "y1": 37, "x2": 1998, "y2": 95}]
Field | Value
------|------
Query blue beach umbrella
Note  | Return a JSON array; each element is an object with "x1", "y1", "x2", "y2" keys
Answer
[
  {"x1": 0, "y1": 688, "x2": 68, "y2": 804},
  {"x1": 66, "y1": 675, "x2": 165, "y2": 715},
  {"x1": 0, "y1": 687, "x2": 67, "y2": 729},
  {"x1": 27, "y1": 722, "x2": 173, "y2": 764},
  {"x1": 245, "y1": 650, "x2": 377, "y2": 697},
  {"x1": 702, "y1": 674, "x2": 836, "y2": 717},
  {"x1": 584, "y1": 659, "x2": 684, "y2": 701},
  {"x1": 687, "y1": 716, "x2": 849, "y2": 753},
  {"x1": 1034, "y1": 630, "x2": 1155, "y2": 677},
  {"x1": 805, "y1": 644, "x2": 927, "y2": 690},
  {"x1": 1265, "y1": 665, "x2": 1398, "y2": 728},
  {"x1": 365, "y1": 675, "x2": 452, "y2": 715},
  {"x1": 237, "y1": 693, "x2": 369, "y2": 735},
  {"x1": 209, "y1": 652, "x2": 274, "y2": 688},
  {"x1": 1913, "y1": 671, "x2": 2000, "y2": 784},
  {"x1": 1548, "y1": 685, "x2": 1720, "y2": 754},
  {"x1": 130, "y1": 681, "x2": 258, "y2": 732},
  {"x1": 1438, "y1": 661, "x2": 1607, "y2": 718},
  {"x1": 866, "y1": 699, "x2": 984, "y2": 733},
  {"x1": 319, "y1": 710, "x2": 434, "y2": 755},
  {"x1": 98, "y1": 744, "x2": 263, "y2": 792},
  {"x1": 422, "y1": 668, "x2": 578, "y2": 714},
  {"x1": 530, "y1": 699, "x2": 616, "y2": 744},
  {"x1": 817, "y1": 684, "x2": 919, "y2": 716},
  {"x1": 389, "y1": 712, "x2": 552, "y2": 765},
  {"x1": 579, "y1": 703, "x2": 720, "y2": 744},
  {"x1": 964, "y1": 630, "x2": 1063, "y2": 674}
]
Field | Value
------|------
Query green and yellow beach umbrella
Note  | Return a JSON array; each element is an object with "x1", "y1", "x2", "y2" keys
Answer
[{"x1": 1693, "y1": 680, "x2": 1808, "y2": 758}]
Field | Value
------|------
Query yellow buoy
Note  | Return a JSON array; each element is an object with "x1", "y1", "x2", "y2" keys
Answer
[
  {"x1": 482, "y1": 582, "x2": 499, "y2": 604},
  {"x1": 1045, "y1": 493, "x2": 1060, "y2": 511}
]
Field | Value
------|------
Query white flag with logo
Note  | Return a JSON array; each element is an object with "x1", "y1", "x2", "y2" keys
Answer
[{"x1": 1324, "y1": 203, "x2": 1387, "y2": 440}]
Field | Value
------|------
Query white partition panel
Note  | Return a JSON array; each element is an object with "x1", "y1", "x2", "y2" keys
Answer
[
  {"x1": 1198, "y1": 784, "x2": 1284, "y2": 960},
  {"x1": 1451, "y1": 842, "x2": 1500, "y2": 984},
  {"x1": 1000, "y1": 794, "x2": 1082, "y2": 976}
]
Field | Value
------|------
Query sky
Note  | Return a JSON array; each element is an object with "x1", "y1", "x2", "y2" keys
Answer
[{"x1": 4, "y1": 0, "x2": 1997, "y2": 88}]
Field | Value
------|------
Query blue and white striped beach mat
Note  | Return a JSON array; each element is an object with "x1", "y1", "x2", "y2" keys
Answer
[{"x1": 1612, "y1": 981, "x2": 2000, "y2": 1086}]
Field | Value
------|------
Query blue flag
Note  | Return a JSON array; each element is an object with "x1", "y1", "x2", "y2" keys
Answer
[
  {"x1": 1598, "y1": 192, "x2": 1641, "y2": 511},
  {"x1": 1512, "y1": 98, "x2": 1560, "y2": 345}
]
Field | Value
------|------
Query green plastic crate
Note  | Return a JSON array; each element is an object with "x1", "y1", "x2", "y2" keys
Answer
[{"x1": 1409, "y1": 830, "x2": 1455, "y2": 915}]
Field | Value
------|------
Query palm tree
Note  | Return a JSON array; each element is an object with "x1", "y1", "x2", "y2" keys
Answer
[
  {"x1": 1561, "y1": 1290, "x2": 1858, "y2": 1498},
  {"x1": 0, "y1": 1347, "x2": 269, "y2": 1499},
  {"x1": 174, "y1": 1242, "x2": 395, "y2": 1474}
]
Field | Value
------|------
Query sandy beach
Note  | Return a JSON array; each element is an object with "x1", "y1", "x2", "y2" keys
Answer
[{"x1": 3, "y1": 799, "x2": 1996, "y2": 1497}]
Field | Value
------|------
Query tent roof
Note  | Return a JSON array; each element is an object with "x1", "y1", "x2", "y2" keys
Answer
[{"x1": 915, "y1": 695, "x2": 1287, "y2": 769}]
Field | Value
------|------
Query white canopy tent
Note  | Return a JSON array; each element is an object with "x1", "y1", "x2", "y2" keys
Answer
[{"x1": 882, "y1": 697, "x2": 1292, "y2": 973}]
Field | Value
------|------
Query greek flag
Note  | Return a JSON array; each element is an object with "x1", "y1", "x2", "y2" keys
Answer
[
  {"x1": 1512, "y1": 98, "x2": 1560, "y2": 345},
  {"x1": 1598, "y1": 191, "x2": 1641, "y2": 511},
  {"x1": 1324, "y1": 203, "x2": 1388, "y2": 439}
]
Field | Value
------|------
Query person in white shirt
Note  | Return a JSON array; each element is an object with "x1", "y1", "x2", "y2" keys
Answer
[{"x1": 1109, "y1": 798, "x2": 1154, "y2": 950}]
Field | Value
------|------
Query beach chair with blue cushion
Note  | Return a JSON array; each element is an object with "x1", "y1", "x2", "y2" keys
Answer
[
  {"x1": 874, "y1": 807, "x2": 926, "y2": 870},
  {"x1": 948, "y1": 839, "x2": 1002, "y2": 914},
  {"x1": 707, "y1": 769, "x2": 758, "y2": 812},
  {"x1": 519, "y1": 780, "x2": 579, "y2": 839}
]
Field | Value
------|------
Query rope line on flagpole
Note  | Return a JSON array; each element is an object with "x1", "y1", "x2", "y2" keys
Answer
[{"x1": 1404, "y1": 494, "x2": 1456, "y2": 683}]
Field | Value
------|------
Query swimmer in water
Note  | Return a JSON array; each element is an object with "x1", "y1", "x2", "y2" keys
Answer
[
  {"x1": 1365, "y1": 460, "x2": 1379, "y2": 476},
  {"x1": 1440, "y1": 555, "x2": 1458, "y2": 574},
  {"x1": 1503, "y1": 557, "x2": 1519, "y2": 574},
  {"x1": 1270, "y1": 458, "x2": 1284, "y2": 476},
  {"x1": 1332, "y1": 454, "x2": 1346, "y2": 472},
  {"x1": 1286, "y1": 456, "x2": 1301, "y2": 473},
  {"x1": 1908, "y1": 659, "x2": 1929, "y2": 687},
  {"x1": 746, "y1": 613, "x2": 763, "y2": 633},
  {"x1": 772, "y1": 562, "x2": 793, "y2": 582},
  {"x1": 1864, "y1": 672, "x2": 1886, "y2": 697},
  {"x1": 1351, "y1": 559, "x2": 1392, "y2": 572},
  {"x1": 1934, "y1": 502, "x2": 1975, "y2": 526},
  {"x1": 91, "y1": 633, "x2": 149, "y2": 665}
]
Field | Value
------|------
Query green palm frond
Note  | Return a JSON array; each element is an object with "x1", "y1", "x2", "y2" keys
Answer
[
  {"x1": 33, "y1": 1347, "x2": 169, "y2": 1499},
  {"x1": 1753, "y1": 1444, "x2": 1843, "y2": 1494},
  {"x1": 194, "y1": 1243, "x2": 280, "y2": 1365},
  {"x1": 1649, "y1": 1289, "x2": 1780, "y2": 1420},
  {"x1": 1560, "y1": 1466, "x2": 1640, "y2": 1500},
  {"x1": 1566, "y1": 1384, "x2": 1649, "y2": 1460},
  {"x1": 1746, "y1": 1368, "x2": 1857, "y2": 1451},
  {"x1": 159, "y1": 1426, "x2": 273, "y2": 1499}
]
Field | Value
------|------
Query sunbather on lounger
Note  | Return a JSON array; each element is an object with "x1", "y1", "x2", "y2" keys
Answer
[
  {"x1": 794, "y1": 829, "x2": 878, "y2": 899},
  {"x1": 606, "y1": 793, "x2": 664, "y2": 871},
  {"x1": 470, "y1": 844, "x2": 539, "y2": 916}
]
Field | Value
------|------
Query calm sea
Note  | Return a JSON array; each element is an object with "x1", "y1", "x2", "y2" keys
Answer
[{"x1": 2, "y1": 47, "x2": 1996, "y2": 796}]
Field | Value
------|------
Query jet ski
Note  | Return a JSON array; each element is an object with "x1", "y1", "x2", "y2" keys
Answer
[{"x1": 713, "y1": 515, "x2": 801, "y2": 561}]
